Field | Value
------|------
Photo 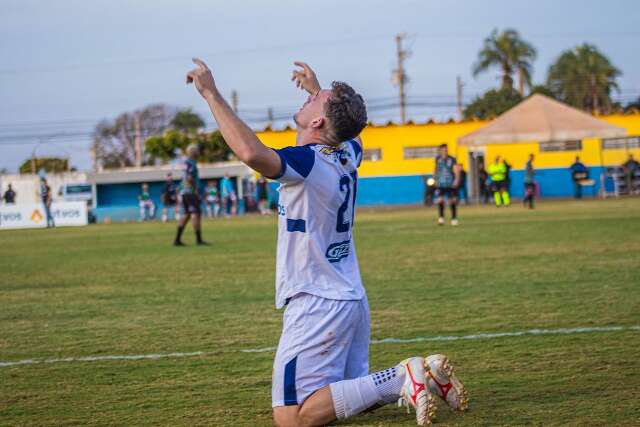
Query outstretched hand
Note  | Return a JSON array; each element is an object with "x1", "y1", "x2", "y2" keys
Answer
[
  {"x1": 291, "y1": 61, "x2": 321, "y2": 95},
  {"x1": 187, "y1": 58, "x2": 217, "y2": 98}
]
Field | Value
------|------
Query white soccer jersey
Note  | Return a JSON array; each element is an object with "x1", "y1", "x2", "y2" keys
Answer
[{"x1": 270, "y1": 140, "x2": 365, "y2": 309}]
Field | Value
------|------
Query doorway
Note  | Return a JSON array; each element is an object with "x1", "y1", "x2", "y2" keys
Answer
[{"x1": 468, "y1": 150, "x2": 486, "y2": 203}]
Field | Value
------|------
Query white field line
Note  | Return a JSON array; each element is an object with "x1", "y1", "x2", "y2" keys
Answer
[{"x1": 2, "y1": 325, "x2": 638, "y2": 367}]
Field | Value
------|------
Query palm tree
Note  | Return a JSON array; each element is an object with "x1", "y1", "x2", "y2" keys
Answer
[
  {"x1": 547, "y1": 44, "x2": 621, "y2": 114},
  {"x1": 473, "y1": 29, "x2": 537, "y2": 96}
]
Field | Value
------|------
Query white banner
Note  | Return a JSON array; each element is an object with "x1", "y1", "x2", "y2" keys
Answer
[{"x1": 0, "y1": 202, "x2": 88, "y2": 230}]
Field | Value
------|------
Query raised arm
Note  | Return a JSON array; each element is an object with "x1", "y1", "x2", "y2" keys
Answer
[{"x1": 186, "y1": 58, "x2": 281, "y2": 177}]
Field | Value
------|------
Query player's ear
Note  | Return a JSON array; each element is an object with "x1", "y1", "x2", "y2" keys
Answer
[{"x1": 310, "y1": 116, "x2": 325, "y2": 129}]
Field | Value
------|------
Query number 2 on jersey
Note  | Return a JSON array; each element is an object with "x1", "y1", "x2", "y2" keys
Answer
[{"x1": 336, "y1": 171, "x2": 357, "y2": 232}]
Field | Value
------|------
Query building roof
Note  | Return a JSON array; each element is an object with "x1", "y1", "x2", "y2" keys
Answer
[
  {"x1": 89, "y1": 161, "x2": 253, "y2": 185},
  {"x1": 458, "y1": 94, "x2": 627, "y2": 146}
]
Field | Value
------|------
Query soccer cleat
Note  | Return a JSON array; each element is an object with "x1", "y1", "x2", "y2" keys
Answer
[
  {"x1": 397, "y1": 357, "x2": 437, "y2": 425},
  {"x1": 451, "y1": 219, "x2": 459, "y2": 226},
  {"x1": 425, "y1": 354, "x2": 469, "y2": 412},
  {"x1": 437, "y1": 217, "x2": 445, "y2": 226}
]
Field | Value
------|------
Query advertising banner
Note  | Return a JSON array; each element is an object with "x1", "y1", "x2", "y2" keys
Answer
[{"x1": 0, "y1": 202, "x2": 88, "y2": 230}]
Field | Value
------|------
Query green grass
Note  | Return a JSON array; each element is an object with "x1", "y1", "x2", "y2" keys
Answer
[{"x1": 1, "y1": 198, "x2": 639, "y2": 426}]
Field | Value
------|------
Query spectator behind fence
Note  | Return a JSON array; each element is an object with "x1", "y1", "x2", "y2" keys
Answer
[
  {"x1": 623, "y1": 154, "x2": 639, "y2": 194},
  {"x1": 3, "y1": 184, "x2": 16, "y2": 204},
  {"x1": 138, "y1": 183, "x2": 155, "y2": 221},
  {"x1": 570, "y1": 156, "x2": 589, "y2": 199}
]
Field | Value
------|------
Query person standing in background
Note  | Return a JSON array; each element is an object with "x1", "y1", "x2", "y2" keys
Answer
[
  {"x1": 161, "y1": 173, "x2": 179, "y2": 222},
  {"x1": 622, "y1": 154, "x2": 639, "y2": 194},
  {"x1": 570, "y1": 156, "x2": 588, "y2": 199},
  {"x1": 457, "y1": 165, "x2": 468, "y2": 205},
  {"x1": 434, "y1": 144, "x2": 461, "y2": 225},
  {"x1": 488, "y1": 156, "x2": 510, "y2": 207},
  {"x1": 205, "y1": 180, "x2": 221, "y2": 218},
  {"x1": 478, "y1": 165, "x2": 490, "y2": 204},
  {"x1": 220, "y1": 173, "x2": 237, "y2": 216},
  {"x1": 2, "y1": 184, "x2": 16, "y2": 204},
  {"x1": 174, "y1": 144, "x2": 207, "y2": 246},
  {"x1": 39, "y1": 177, "x2": 55, "y2": 228},
  {"x1": 523, "y1": 154, "x2": 536, "y2": 209},
  {"x1": 256, "y1": 175, "x2": 270, "y2": 215}
]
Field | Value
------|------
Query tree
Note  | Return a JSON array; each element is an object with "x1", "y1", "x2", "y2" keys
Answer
[
  {"x1": 92, "y1": 104, "x2": 174, "y2": 169},
  {"x1": 547, "y1": 44, "x2": 621, "y2": 114},
  {"x1": 19, "y1": 157, "x2": 69, "y2": 174},
  {"x1": 626, "y1": 97, "x2": 640, "y2": 112},
  {"x1": 463, "y1": 88, "x2": 522, "y2": 120},
  {"x1": 473, "y1": 29, "x2": 537, "y2": 96},
  {"x1": 171, "y1": 109, "x2": 205, "y2": 133},
  {"x1": 528, "y1": 84, "x2": 557, "y2": 99},
  {"x1": 144, "y1": 129, "x2": 232, "y2": 164}
]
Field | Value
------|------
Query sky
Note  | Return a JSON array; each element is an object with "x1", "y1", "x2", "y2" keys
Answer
[{"x1": 1, "y1": 0, "x2": 639, "y2": 172}]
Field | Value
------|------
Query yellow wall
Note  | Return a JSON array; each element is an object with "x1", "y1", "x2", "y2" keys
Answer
[{"x1": 256, "y1": 114, "x2": 640, "y2": 178}]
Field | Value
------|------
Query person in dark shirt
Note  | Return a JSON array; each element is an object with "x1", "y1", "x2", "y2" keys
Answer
[
  {"x1": 434, "y1": 144, "x2": 461, "y2": 225},
  {"x1": 3, "y1": 184, "x2": 16, "y2": 204},
  {"x1": 174, "y1": 144, "x2": 207, "y2": 246},
  {"x1": 40, "y1": 178, "x2": 55, "y2": 228},
  {"x1": 161, "y1": 173, "x2": 179, "y2": 222},
  {"x1": 622, "y1": 154, "x2": 640, "y2": 194},
  {"x1": 256, "y1": 175, "x2": 270, "y2": 215},
  {"x1": 457, "y1": 166, "x2": 468, "y2": 205},
  {"x1": 523, "y1": 154, "x2": 536, "y2": 209},
  {"x1": 570, "y1": 156, "x2": 588, "y2": 199},
  {"x1": 478, "y1": 165, "x2": 490, "y2": 204}
]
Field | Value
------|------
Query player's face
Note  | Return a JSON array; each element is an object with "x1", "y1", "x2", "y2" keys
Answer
[
  {"x1": 294, "y1": 90, "x2": 331, "y2": 129},
  {"x1": 439, "y1": 146, "x2": 448, "y2": 157}
]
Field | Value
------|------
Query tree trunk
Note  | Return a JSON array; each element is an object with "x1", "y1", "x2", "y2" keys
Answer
[{"x1": 518, "y1": 68, "x2": 525, "y2": 96}]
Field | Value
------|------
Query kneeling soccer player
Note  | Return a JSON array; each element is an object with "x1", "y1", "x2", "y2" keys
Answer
[{"x1": 186, "y1": 58, "x2": 468, "y2": 426}]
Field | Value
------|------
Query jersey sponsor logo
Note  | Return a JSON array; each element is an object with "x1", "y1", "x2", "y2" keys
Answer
[
  {"x1": 325, "y1": 240, "x2": 350, "y2": 263},
  {"x1": 277, "y1": 204, "x2": 286, "y2": 216}
]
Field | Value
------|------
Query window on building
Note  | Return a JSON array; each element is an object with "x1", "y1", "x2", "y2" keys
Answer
[
  {"x1": 539, "y1": 140, "x2": 582, "y2": 152},
  {"x1": 601, "y1": 136, "x2": 640, "y2": 150},
  {"x1": 403, "y1": 146, "x2": 440, "y2": 159},
  {"x1": 362, "y1": 148, "x2": 382, "y2": 162}
]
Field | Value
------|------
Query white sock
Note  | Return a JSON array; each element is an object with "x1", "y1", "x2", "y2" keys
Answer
[{"x1": 330, "y1": 366, "x2": 404, "y2": 419}]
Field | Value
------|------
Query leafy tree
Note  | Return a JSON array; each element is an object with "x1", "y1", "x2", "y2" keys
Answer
[
  {"x1": 528, "y1": 84, "x2": 557, "y2": 99},
  {"x1": 93, "y1": 104, "x2": 174, "y2": 169},
  {"x1": 625, "y1": 96, "x2": 640, "y2": 113},
  {"x1": 144, "y1": 130, "x2": 232, "y2": 164},
  {"x1": 19, "y1": 157, "x2": 69, "y2": 174},
  {"x1": 463, "y1": 88, "x2": 522, "y2": 120},
  {"x1": 473, "y1": 29, "x2": 537, "y2": 96},
  {"x1": 171, "y1": 109, "x2": 205, "y2": 133},
  {"x1": 547, "y1": 44, "x2": 621, "y2": 114}
]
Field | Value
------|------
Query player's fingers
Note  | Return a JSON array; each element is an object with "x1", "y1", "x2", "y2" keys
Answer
[
  {"x1": 294, "y1": 61, "x2": 309, "y2": 71},
  {"x1": 192, "y1": 57, "x2": 209, "y2": 70},
  {"x1": 186, "y1": 71, "x2": 196, "y2": 84}
]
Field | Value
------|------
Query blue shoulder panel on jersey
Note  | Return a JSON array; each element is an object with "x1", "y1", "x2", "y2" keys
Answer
[
  {"x1": 349, "y1": 139, "x2": 362, "y2": 166},
  {"x1": 278, "y1": 146, "x2": 316, "y2": 178}
]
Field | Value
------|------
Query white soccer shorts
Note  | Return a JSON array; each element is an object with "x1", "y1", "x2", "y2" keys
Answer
[{"x1": 271, "y1": 292, "x2": 370, "y2": 407}]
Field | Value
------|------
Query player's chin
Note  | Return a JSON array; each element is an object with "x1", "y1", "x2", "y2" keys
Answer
[{"x1": 293, "y1": 113, "x2": 300, "y2": 126}]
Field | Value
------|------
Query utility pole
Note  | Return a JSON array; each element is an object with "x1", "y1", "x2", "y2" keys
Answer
[
  {"x1": 267, "y1": 107, "x2": 274, "y2": 126},
  {"x1": 134, "y1": 113, "x2": 142, "y2": 168},
  {"x1": 231, "y1": 90, "x2": 239, "y2": 113},
  {"x1": 456, "y1": 76, "x2": 465, "y2": 120},
  {"x1": 392, "y1": 34, "x2": 409, "y2": 124}
]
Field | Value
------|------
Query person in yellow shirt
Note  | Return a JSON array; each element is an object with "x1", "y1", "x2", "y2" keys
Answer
[{"x1": 487, "y1": 156, "x2": 510, "y2": 207}]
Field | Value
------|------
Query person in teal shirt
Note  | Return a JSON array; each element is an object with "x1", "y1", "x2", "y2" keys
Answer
[{"x1": 220, "y1": 173, "x2": 237, "y2": 216}]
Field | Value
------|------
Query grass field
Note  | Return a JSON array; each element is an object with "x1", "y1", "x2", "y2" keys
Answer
[{"x1": 1, "y1": 198, "x2": 640, "y2": 426}]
